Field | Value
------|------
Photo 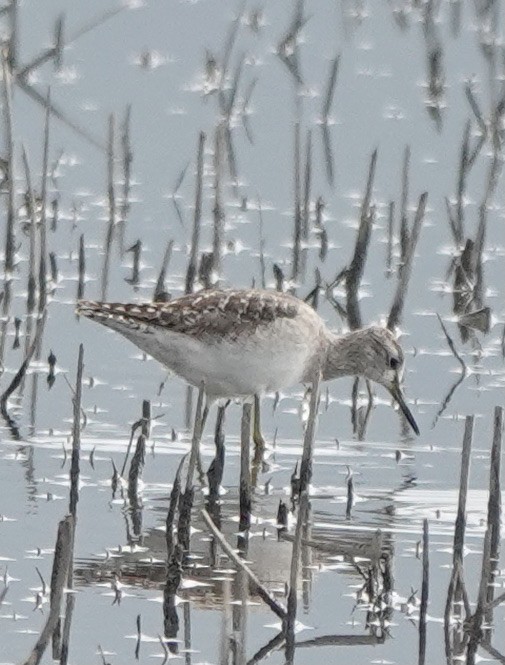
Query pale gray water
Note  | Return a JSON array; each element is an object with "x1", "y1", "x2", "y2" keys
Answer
[{"x1": 1, "y1": 1, "x2": 504, "y2": 664}]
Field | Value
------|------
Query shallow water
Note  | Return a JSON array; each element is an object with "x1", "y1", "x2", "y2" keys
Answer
[{"x1": 1, "y1": 1, "x2": 505, "y2": 664}]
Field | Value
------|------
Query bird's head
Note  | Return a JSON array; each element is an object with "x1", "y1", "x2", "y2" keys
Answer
[
  {"x1": 360, "y1": 327, "x2": 419, "y2": 435},
  {"x1": 325, "y1": 326, "x2": 419, "y2": 435}
]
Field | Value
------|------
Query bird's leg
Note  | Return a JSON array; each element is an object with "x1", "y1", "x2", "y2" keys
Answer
[
  {"x1": 195, "y1": 401, "x2": 211, "y2": 485},
  {"x1": 251, "y1": 394, "x2": 266, "y2": 486}
]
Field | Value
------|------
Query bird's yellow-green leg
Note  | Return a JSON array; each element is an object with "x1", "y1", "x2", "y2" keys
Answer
[{"x1": 251, "y1": 395, "x2": 266, "y2": 485}]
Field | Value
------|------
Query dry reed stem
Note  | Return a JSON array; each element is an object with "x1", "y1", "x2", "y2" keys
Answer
[
  {"x1": 484, "y1": 406, "x2": 503, "y2": 621},
  {"x1": 69, "y1": 344, "x2": 84, "y2": 517},
  {"x1": 201, "y1": 508, "x2": 287, "y2": 620},
  {"x1": 285, "y1": 492, "x2": 309, "y2": 652},
  {"x1": 387, "y1": 191, "x2": 428, "y2": 330},
  {"x1": 154, "y1": 240, "x2": 174, "y2": 301},
  {"x1": 77, "y1": 234, "x2": 85, "y2": 302},
  {"x1": 346, "y1": 148, "x2": 378, "y2": 329},
  {"x1": 21, "y1": 515, "x2": 74, "y2": 665},
  {"x1": 119, "y1": 104, "x2": 132, "y2": 255},
  {"x1": 212, "y1": 124, "x2": 225, "y2": 281},
  {"x1": 321, "y1": 54, "x2": 340, "y2": 122},
  {"x1": 257, "y1": 195, "x2": 266, "y2": 288},
  {"x1": 37, "y1": 88, "x2": 50, "y2": 318},
  {"x1": 185, "y1": 132, "x2": 205, "y2": 294},
  {"x1": 21, "y1": 146, "x2": 38, "y2": 355},
  {"x1": 0, "y1": 311, "x2": 46, "y2": 438},
  {"x1": 1, "y1": 50, "x2": 15, "y2": 333},
  {"x1": 454, "y1": 416, "x2": 474, "y2": 564},
  {"x1": 386, "y1": 201, "x2": 394, "y2": 276},
  {"x1": 399, "y1": 145, "x2": 411, "y2": 265},
  {"x1": 419, "y1": 519, "x2": 429, "y2": 665},
  {"x1": 165, "y1": 454, "x2": 187, "y2": 557},
  {"x1": 219, "y1": 578, "x2": 232, "y2": 665},
  {"x1": 101, "y1": 113, "x2": 116, "y2": 301},
  {"x1": 291, "y1": 121, "x2": 302, "y2": 281}
]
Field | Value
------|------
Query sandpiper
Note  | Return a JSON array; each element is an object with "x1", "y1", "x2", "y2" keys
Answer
[{"x1": 77, "y1": 288, "x2": 419, "y2": 435}]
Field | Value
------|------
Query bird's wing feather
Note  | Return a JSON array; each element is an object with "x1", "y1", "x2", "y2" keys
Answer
[{"x1": 77, "y1": 289, "x2": 300, "y2": 340}]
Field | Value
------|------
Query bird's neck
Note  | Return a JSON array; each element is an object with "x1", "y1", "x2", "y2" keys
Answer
[{"x1": 322, "y1": 330, "x2": 361, "y2": 381}]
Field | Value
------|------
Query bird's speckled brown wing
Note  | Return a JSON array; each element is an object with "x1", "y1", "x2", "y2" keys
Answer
[{"x1": 77, "y1": 289, "x2": 301, "y2": 341}]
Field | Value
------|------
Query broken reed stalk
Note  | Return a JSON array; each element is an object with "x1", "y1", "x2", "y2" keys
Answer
[
  {"x1": 386, "y1": 201, "x2": 394, "y2": 276},
  {"x1": 101, "y1": 113, "x2": 116, "y2": 301},
  {"x1": 59, "y1": 344, "x2": 84, "y2": 665},
  {"x1": 487, "y1": 406, "x2": 503, "y2": 560},
  {"x1": 212, "y1": 124, "x2": 225, "y2": 282},
  {"x1": 454, "y1": 120, "x2": 471, "y2": 245},
  {"x1": 484, "y1": 406, "x2": 503, "y2": 623},
  {"x1": 0, "y1": 312, "x2": 46, "y2": 438},
  {"x1": 7, "y1": 0, "x2": 18, "y2": 69},
  {"x1": 69, "y1": 344, "x2": 84, "y2": 517},
  {"x1": 21, "y1": 515, "x2": 74, "y2": 665},
  {"x1": 299, "y1": 370, "x2": 321, "y2": 495},
  {"x1": 165, "y1": 454, "x2": 186, "y2": 558},
  {"x1": 285, "y1": 492, "x2": 309, "y2": 642},
  {"x1": 77, "y1": 234, "x2": 85, "y2": 301},
  {"x1": 387, "y1": 191, "x2": 428, "y2": 330},
  {"x1": 219, "y1": 578, "x2": 232, "y2": 665},
  {"x1": 126, "y1": 239, "x2": 141, "y2": 285},
  {"x1": 419, "y1": 519, "x2": 429, "y2": 665},
  {"x1": 240, "y1": 402, "x2": 252, "y2": 527},
  {"x1": 399, "y1": 145, "x2": 411, "y2": 266},
  {"x1": 445, "y1": 415, "x2": 474, "y2": 624},
  {"x1": 177, "y1": 384, "x2": 205, "y2": 554},
  {"x1": 141, "y1": 399, "x2": 151, "y2": 438},
  {"x1": 321, "y1": 53, "x2": 340, "y2": 123},
  {"x1": 467, "y1": 528, "x2": 492, "y2": 664},
  {"x1": 21, "y1": 146, "x2": 38, "y2": 355},
  {"x1": 201, "y1": 508, "x2": 287, "y2": 620},
  {"x1": 291, "y1": 121, "x2": 302, "y2": 282},
  {"x1": 154, "y1": 239, "x2": 174, "y2": 301},
  {"x1": 185, "y1": 131, "x2": 205, "y2": 295},
  {"x1": 119, "y1": 103, "x2": 132, "y2": 255},
  {"x1": 300, "y1": 129, "x2": 312, "y2": 277},
  {"x1": 257, "y1": 195, "x2": 266, "y2": 289},
  {"x1": 38, "y1": 87, "x2": 50, "y2": 316},
  {"x1": 128, "y1": 432, "x2": 146, "y2": 504},
  {"x1": 346, "y1": 148, "x2": 378, "y2": 330},
  {"x1": 454, "y1": 415, "x2": 473, "y2": 564},
  {"x1": 1, "y1": 50, "x2": 16, "y2": 363},
  {"x1": 345, "y1": 468, "x2": 354, "y2": 520}
]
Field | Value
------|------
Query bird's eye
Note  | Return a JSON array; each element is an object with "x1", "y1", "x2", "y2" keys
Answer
[{"x1": 389, "y1": 357, "x2": 400, "y2": 370}]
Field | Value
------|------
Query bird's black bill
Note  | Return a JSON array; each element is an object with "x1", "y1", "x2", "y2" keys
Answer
[{"x1": 389, "y1": 381, "x2": 420, "y2": 436}]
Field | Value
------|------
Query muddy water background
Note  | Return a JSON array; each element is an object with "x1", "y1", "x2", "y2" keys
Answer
[{"x1": 1, "y1": 1, "x2": 504, "y2": 664}]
